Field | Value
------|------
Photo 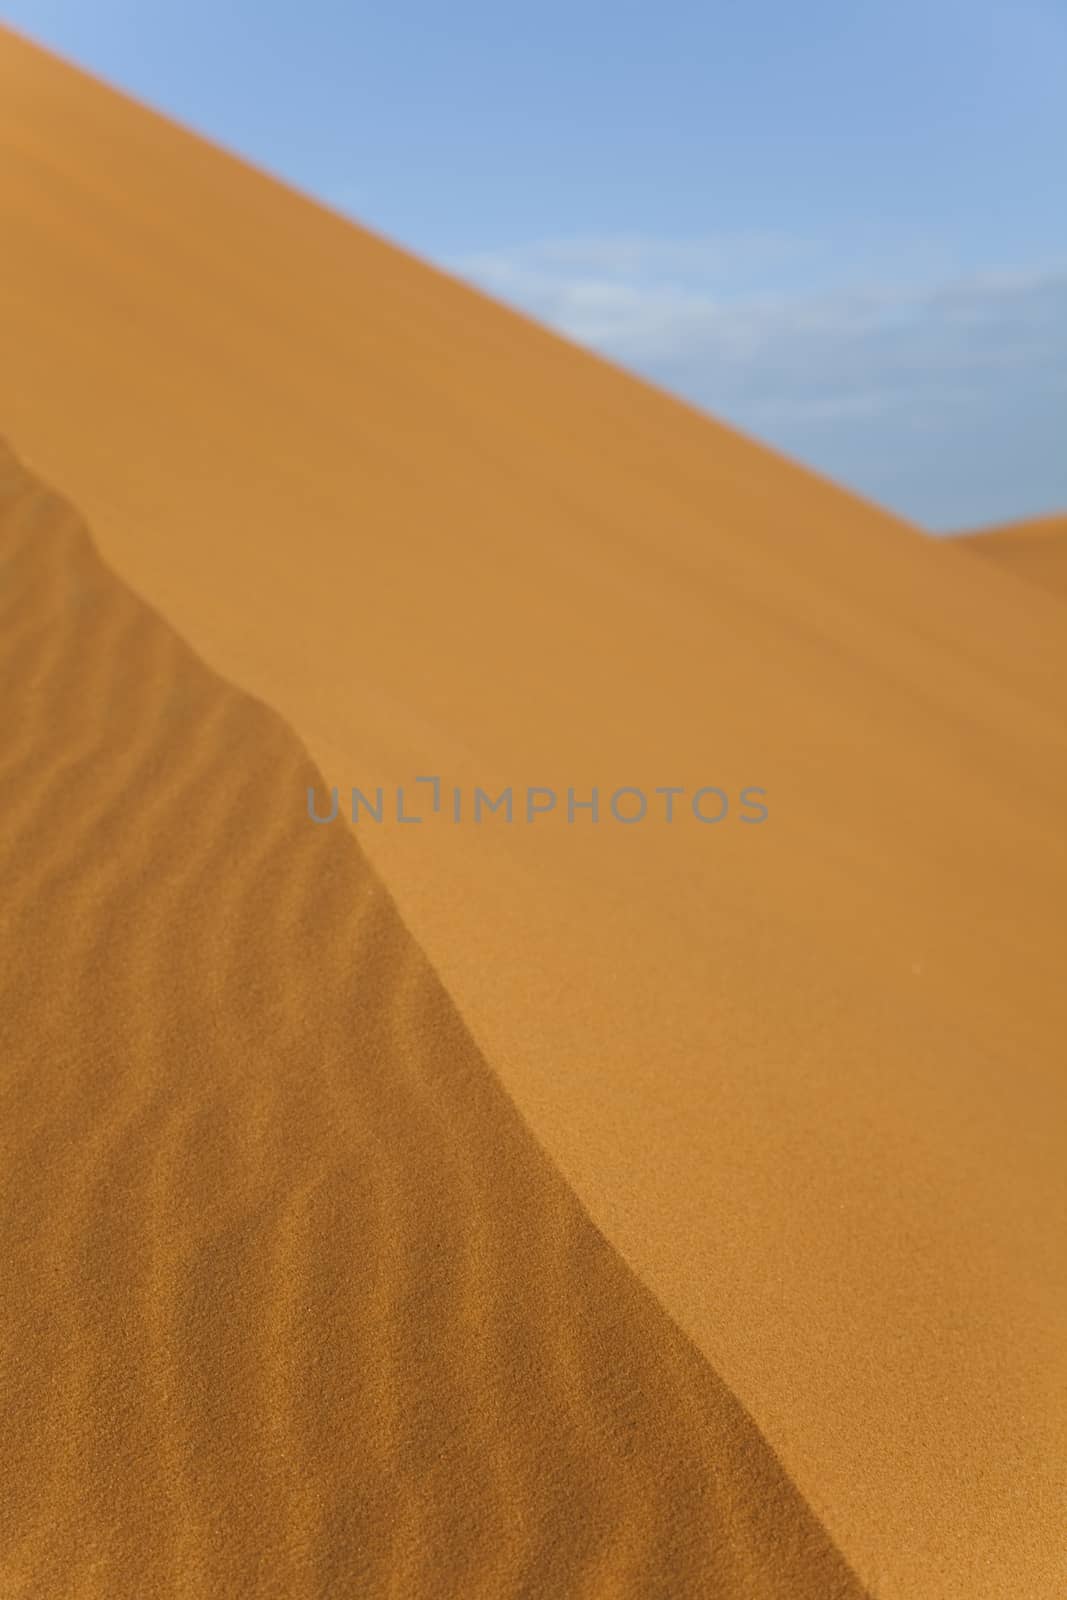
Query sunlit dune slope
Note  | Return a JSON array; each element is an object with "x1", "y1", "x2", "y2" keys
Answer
[
  {"x1": 0, "y1": 443, "x2": 870, "y2": 1600},
  {"x1": 959, "y1": 513, "x2": 1067, "y2": 599},
  {"x1": 2, "y1": 25, "x2": 1066, "y2": 1600}
]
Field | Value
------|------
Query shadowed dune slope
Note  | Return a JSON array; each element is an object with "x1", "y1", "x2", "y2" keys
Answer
[
  {"x1": 959, "y1": 514, "x2": 1067, "y2": 599},
  {"x1": 2, "y1": 27, "x2": 1067, "y2": 1599},
  {"x1": 0, "y1": 448, "x2": 869, "y2": 1598}
]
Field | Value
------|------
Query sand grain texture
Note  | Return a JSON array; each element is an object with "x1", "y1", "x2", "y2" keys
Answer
[
  {"x1": 0, "y1": 446, "x2": 868, "y2": 1598},
  {"x1": 2, "y1": 25, "x2": 1067, "y2": 1599}
]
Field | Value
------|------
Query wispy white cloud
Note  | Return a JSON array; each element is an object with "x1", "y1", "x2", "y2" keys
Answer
[
  {"x1": 448, "y1": 235, "x2": 1067, "y2": 525},
  {"x1": 453, "y1": 237, "x2": 1066, "y2": 366},
  {"x1": 460, "y1": 231, "x2": 809, "y2": 282}
]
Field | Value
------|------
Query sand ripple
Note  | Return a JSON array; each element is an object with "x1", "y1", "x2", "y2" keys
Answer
[{"x1": 0, "y1": 446, "x2": 866, "y2": 1597}]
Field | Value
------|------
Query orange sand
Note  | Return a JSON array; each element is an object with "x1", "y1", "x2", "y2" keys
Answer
[
  {"x1": 960, "y1": 514, "x2": 1067, "y2": 600},
  {"x1": 1, "y1": 24, "x2": 1066, "y2": 1600},
  {"x1": 0, "y1": 443, "x2": 866, "y2": 1598}
]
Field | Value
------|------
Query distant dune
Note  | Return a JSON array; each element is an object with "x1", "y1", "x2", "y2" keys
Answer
[
  {"x1": 958, "y1": 514, "x2": 1067, "y2": 599},
  {"x1": 1, "y1": 23, "x2": 1066, "y2": 1600}
]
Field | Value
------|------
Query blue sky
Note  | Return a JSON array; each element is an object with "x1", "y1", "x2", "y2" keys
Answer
[{"x1": 5, "y1": 0, "x2": 1066, "y2": 530}]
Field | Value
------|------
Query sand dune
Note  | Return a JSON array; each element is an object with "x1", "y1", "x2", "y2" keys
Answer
[
  {"x1": 2, "y1": 24, "x2": 1066, "y2": 1600},
  {"x1": 960, "y1": 514, "x2": 1067, "y2": 599},
  {"x1": 0, "y1": 446, "x2": 866, "y2": 1598}
]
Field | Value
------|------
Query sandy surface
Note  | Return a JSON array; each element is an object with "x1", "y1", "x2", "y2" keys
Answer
[
  {"x1": 2, "y1": 25, "x2": 1066, "y2": 1600},
  {"x1": 0, "y1": 443, "x2": 868, "y2": 1598},
  {"x1": 961, "y1": 514, "x2": 1067, "y2": 599}
]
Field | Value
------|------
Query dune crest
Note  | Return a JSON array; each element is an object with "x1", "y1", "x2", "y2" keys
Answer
[
  {"x1": 0, "y1": 445, "x2": 869, "y2": 1597},
  {"x1": 2, "y1": 28, "x2": 1067, "y2": 1597},
  {"x1": 959, "y1": 514, "x2": 1067, "y2": 599}
]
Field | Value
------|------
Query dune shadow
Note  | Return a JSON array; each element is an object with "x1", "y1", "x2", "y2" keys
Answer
[{"x1": 0, "y1": 441, "x2": 869, "y2": 1598}]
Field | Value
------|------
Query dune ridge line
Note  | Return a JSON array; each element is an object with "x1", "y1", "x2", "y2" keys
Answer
[{"x1": 0, "y1": 444, "x2": 870, "y2": 1598}]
